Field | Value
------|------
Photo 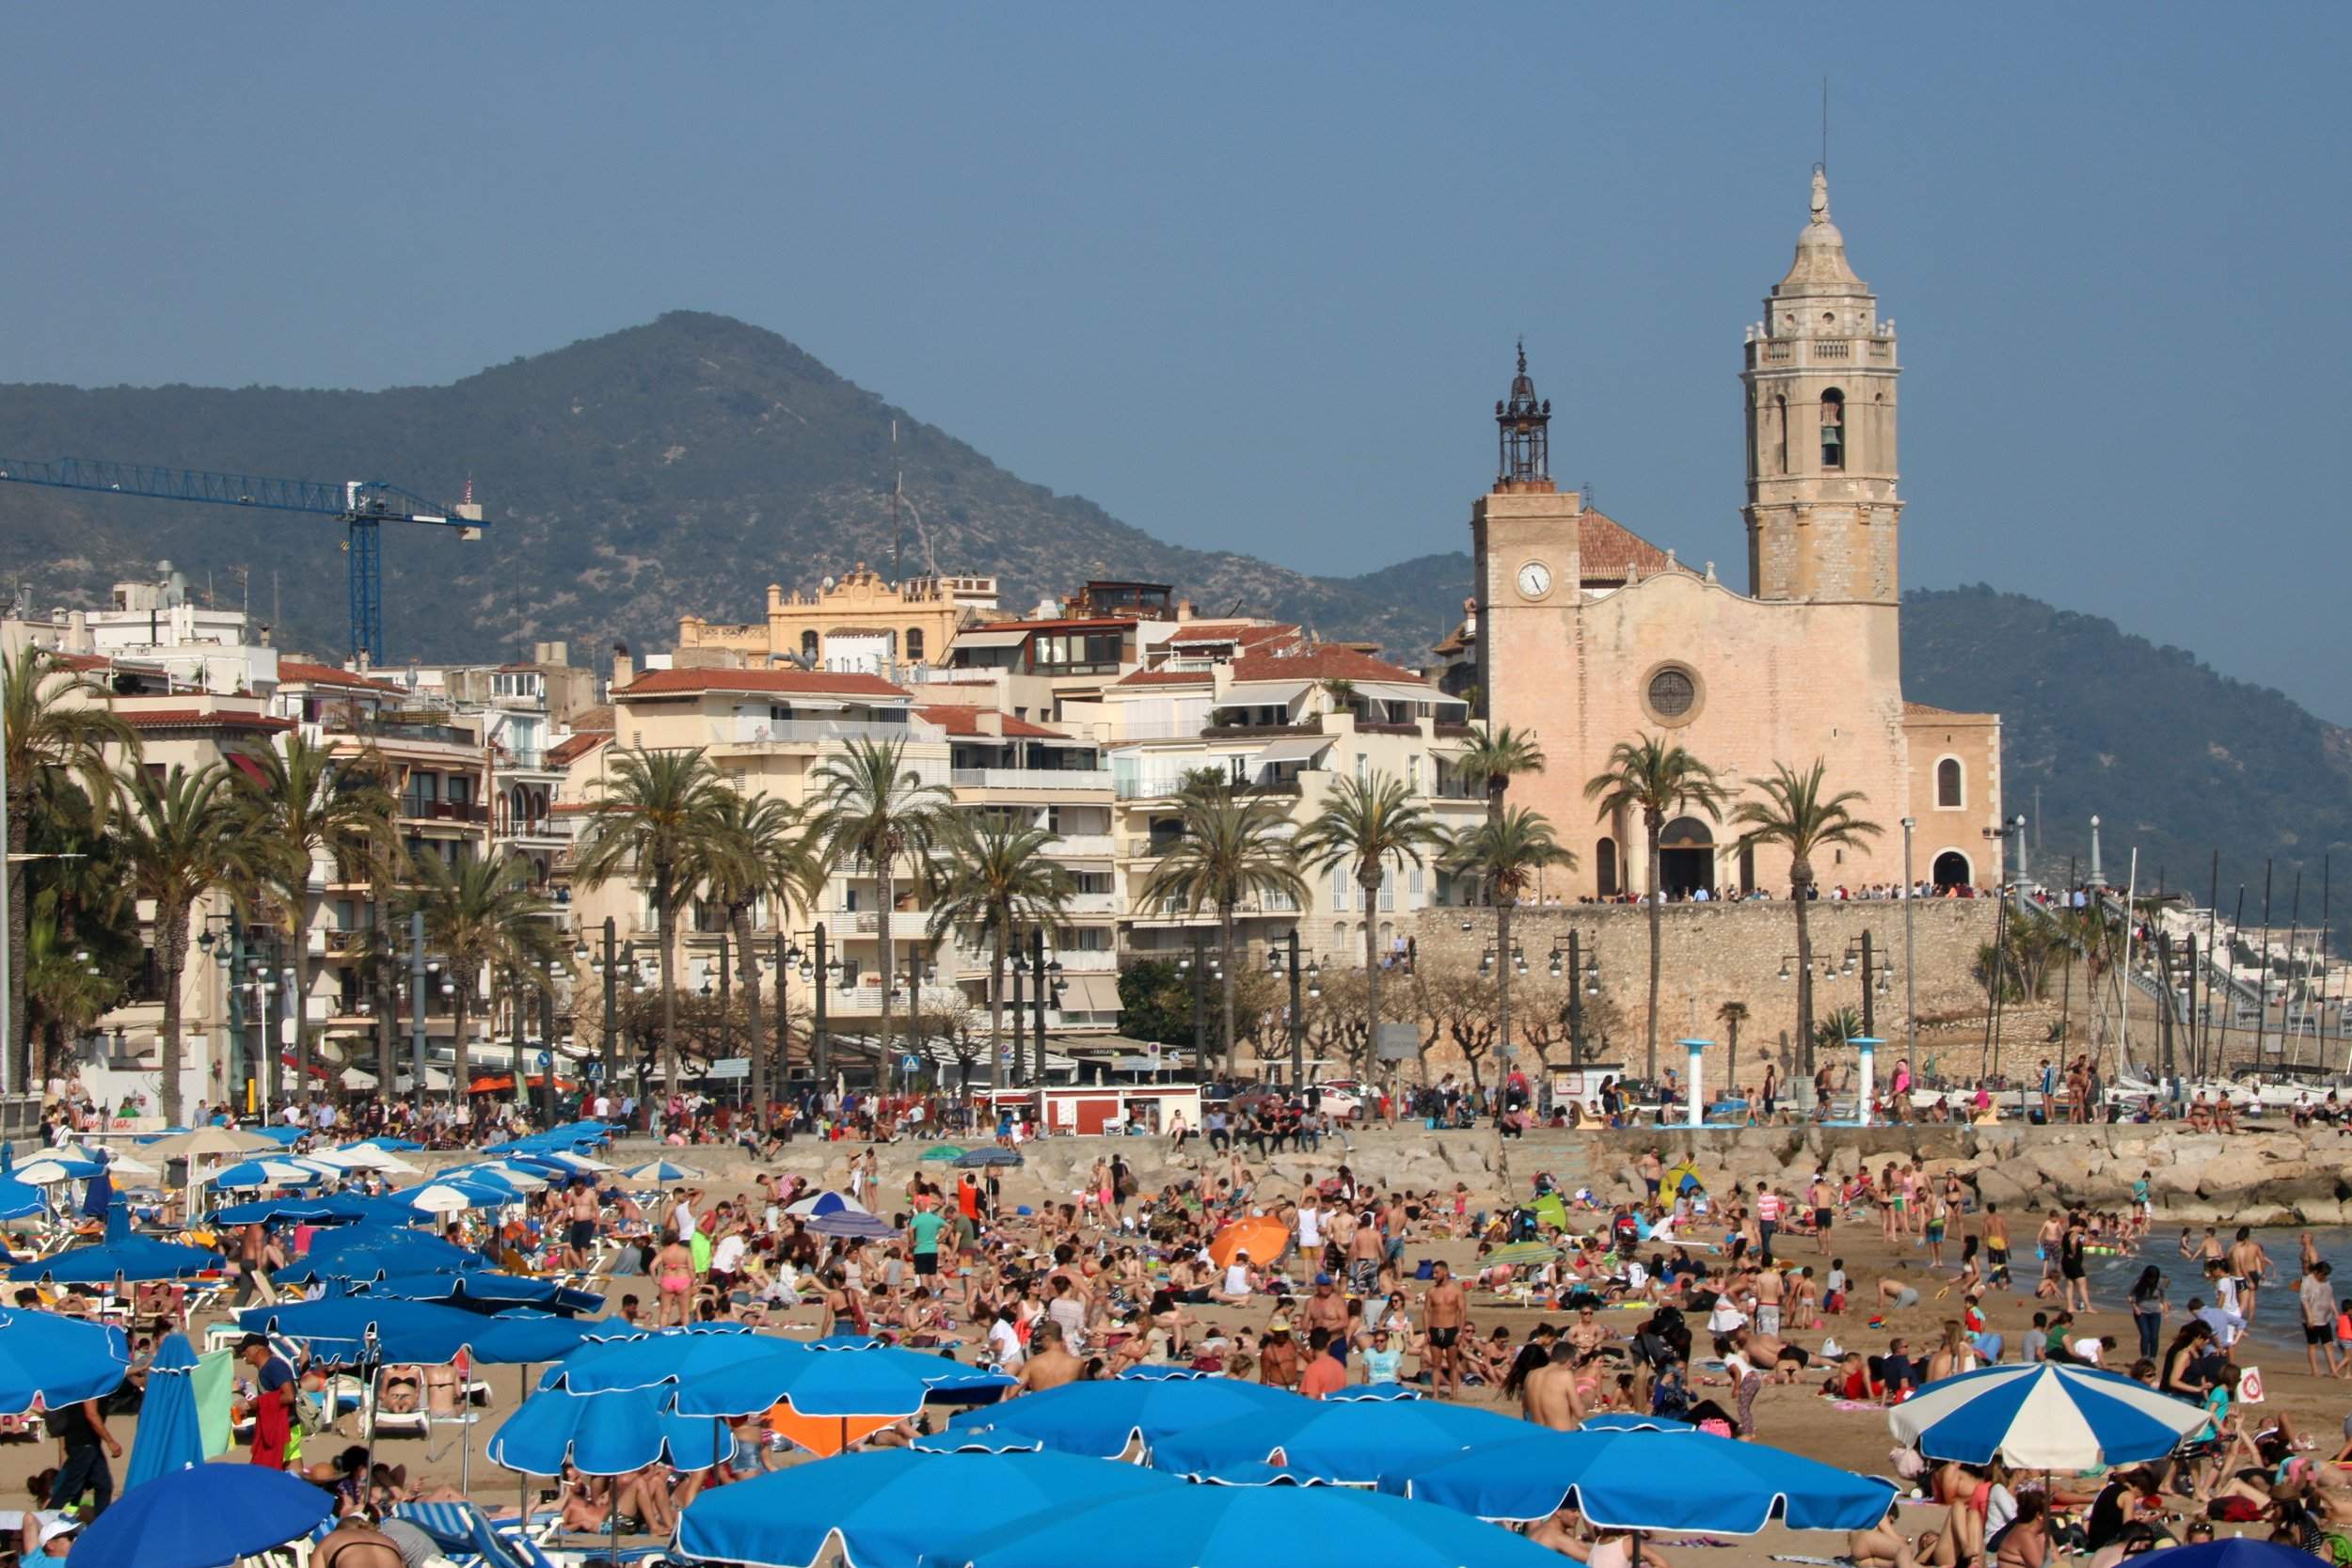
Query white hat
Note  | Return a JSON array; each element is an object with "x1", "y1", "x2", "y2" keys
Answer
[{"x1": 39, "y1": 1518, "x2": 80, "y2": 1546}]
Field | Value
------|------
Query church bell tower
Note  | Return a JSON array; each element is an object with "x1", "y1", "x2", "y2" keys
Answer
[
  {"x1": 1470, "y1": 343, "x2": 1581, "y2": 729},
  {"x1": 1740, "y1": 167, "x2": 1901, "y2": 604}
]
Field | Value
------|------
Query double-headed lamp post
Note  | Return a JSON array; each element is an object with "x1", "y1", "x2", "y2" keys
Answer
[{"x1": 1266, "y1": 935, "x2": 1321, "y2": 1089}]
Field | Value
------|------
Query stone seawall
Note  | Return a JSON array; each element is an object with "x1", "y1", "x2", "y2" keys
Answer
[
  {"x1": 1417, "y1": 901, "x2": 2002, "y2": 1084},
  {"x1": 477, "y1": 1121, "x2": 2346, "y2": 1227}
]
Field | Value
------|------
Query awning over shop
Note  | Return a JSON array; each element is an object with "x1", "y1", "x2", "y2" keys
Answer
[{"x1": 1252, "y1": 736, "x2": 1333, "y2": 768}]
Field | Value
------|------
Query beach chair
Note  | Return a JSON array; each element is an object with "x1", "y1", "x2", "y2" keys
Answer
[{"x1": 390, "y1": 1501, "x2": 579, "y2": 1568}]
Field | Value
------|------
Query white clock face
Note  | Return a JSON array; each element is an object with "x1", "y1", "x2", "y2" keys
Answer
[{"x1": 1517, "y1": 561, "x2": 1552, "y2": 600}]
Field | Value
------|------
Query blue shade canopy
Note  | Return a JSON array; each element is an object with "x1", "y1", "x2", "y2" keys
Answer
[
  {"x1": 352, "y1": 1271, "x2": 606, "y2": 1316},
  {"x1": 1113, "y1": 1364, "x2": 1215, "y2": 1382},
  {"x1": 2134, "y1": 1543, "x2": 2328, "y2": 1568},
  {"x1": 278, "y1": 1225, "x2": 489, "y2": 1285},
  {"x1": 673, "y1": 1342, "x2": 1010, "y2": 1419},
  {"x1": 206, "y1": 1158, "x2": 327, "y2": 1190},
  {"x1": 0, "y1": 1307, "x2": 129, "y2": 1414},
  {"x1": 343, "y1": 1136, "x2": 424, "y2": 1152},
  {"x1": 7, "y1": 1209, "x2": 220, "y2": 1284},
  {"x1": 123, "y1": 1333, "x2": 204, "y2": 1488},
  {"x1": 677, "y1": 1448, "x2": 1183, "y2": 1568},
  {"x1": 1151, "y1": 1399, "x2": 1536, "y2": 1484},
  {"x1": 1322, "y1": 1384, "x2": 1424, "y2": 1402},
  {"x1": 953, "y1": 1148, "x2": 1023, "y2": 1168},
  {"x1": 911, "y1": 1425, "x2": 1043, "y2": 1454},
  {"x1": 250, "y1": 1126, "x2": 310, "y2": 1146},
  {"x1": 800, "y1": 1341, "x2": 1013, "y2": 1398},
  {"x1": 942, "y1": 1377, "x2": 1305, "y2": 1459},
  {"x1": 1888, "y1": 1362, "x2": 2210, "y2": 1470},
  {"x1": 211, "y1": 1192, "x2": 376, "y2": 1227},
  {"x1": 538, "y1": 1323, "x2": 770, "y2": 1392},
  {"x1": 1578, "y1": 1412, "x2": 1695, "y2": 1432},
  {"x1": 0, "y1": 1177, "x2": 49, "y2": 1223},
  {"x1": 72, "y1": 1461, "x2": 333, "y2": 1568},
  {"x1": 1394, "y1": 1429, "x2": 1897, "y2": 1534},
  {"x1": 930, "y1": 1477, "x2": 1565, "y2": 1568},
  {"x1": 487, "y1": 1384, "x2": 736, "y2": 1477},
  {"x1": 241, "y1": 1299, "x2": 604, "y2": 1366}
]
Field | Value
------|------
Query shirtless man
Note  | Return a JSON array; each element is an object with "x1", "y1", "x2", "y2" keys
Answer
[
  {"x1": 1303, "y1": 1275, "x2": 1350, "y2": 1347},
  {"x1": 1638, "y1": 1148, "x2": 1664, "y2": 1205},
  {"x1": 1522, "y1": 1342, "x2": 1588, "y2": 1429},
  {"x1": 562, "y1": 1178, "x2": 601, "y2": 1272},
  {"x1": 2226, "y1": 1227, "x2": 2272, "y2": 1322},
  {"x1": 1753, "y1": 1264, "x2": 1787, "y2": 1337},
  {"x1": 1738, "y1": 1325, "x2": 1810, "y2": 1382},
  {"x1": 1565, "y1": 1306, "x2": 1614, "y2": 1364},
  {"x1": 1422, "y1": 1261, "x2": 1468, "y2": 1398},
  {"x1": 1808, "y1": 1173, "x2": 1835, "y2": 1253},
  {"x1": 1983, "y1": 1204, "x2": 2011, "y2": 1289},
  {"x1": 1011, "y1": 1321, "x2": 1083, "y2": 1393}
]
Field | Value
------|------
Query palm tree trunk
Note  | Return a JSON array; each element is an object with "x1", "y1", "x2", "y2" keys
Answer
[
  {"x1": 878, "y1": 862, "x2": 897, "y2": 1101},
  {"x1": 1645, "y1": 810, "x2": 1663, "y2": 1081},
  {"x1": 1727, "y1": 1017, "x2": 1740, "y2": 1106},
  {"x1": 987, "y1": 921, "x2": 1006, "y2": 1105},
  {"x1": 735, "y1": 909, "x2": 764, "y2": 1132},
  {"x1": 509, "y1": 974, "x2": 528, "y2": 1104},
  {"x1": 1792, "y1": 857, "x2": 1817, "y2": 1080},
  {"x1": 1217, "y1": 903, "x2": 1238, "y2": 1071},
  {"x1": 1496, "y1": 895, "x2": 1513, "y2": 1119},
  {"x1": 453, "y1": 984, "x2": 471, "y2": 1108},
  {"x1": 158, "y1": 902, "x2": 189, "y2": 1126},
  {"x1": 6, "y1": 785, "x2": 28, "y2": 1093},
  {"x1": 291, "y1": 928, "x2": 313, "y2": 1110},
  {"x1": 373, "y1": 871, "x2": 395, "y2": 1103},
  {"x1": 655, "y1": 870, "x2": 678, "y2": 1098},
  {"x1": 1361, "y1": 874, "x2": 1382, "y2": 1094}
]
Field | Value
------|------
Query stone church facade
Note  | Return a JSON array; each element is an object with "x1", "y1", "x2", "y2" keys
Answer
[{"x1": 1469, "y1": 169, "x2": 2003, "y2": 898}]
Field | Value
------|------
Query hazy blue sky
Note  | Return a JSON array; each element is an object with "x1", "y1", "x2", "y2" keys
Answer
[{"x1": 5, "y1": 7, "x2": 2348, "y2": 717}]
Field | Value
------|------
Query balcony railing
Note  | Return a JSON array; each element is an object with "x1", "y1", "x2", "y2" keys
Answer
[
  {"x1": 709, "y1": 718, "x2": 937, "y2": 747},
  {"x1": 1063, "y1": 892, "x2": 1120, "y2": 915},
  {"x1": 1052, "y1": 948, "x2": 1117, "y2": 972},
  {"x1": 1047, "y1": 834, "x2": 1116, "y2": 858},
  {"x1": 402, "y1": 800, "x2": 491, "y2": 823},
  {"x1": 949, "y1": 768, "x2": 1113, "y2": 792}
]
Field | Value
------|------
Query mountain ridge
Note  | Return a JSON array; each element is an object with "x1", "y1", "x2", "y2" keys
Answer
[{"x1": 0, "y1": 310, "x2": 2341, "y2": 899}]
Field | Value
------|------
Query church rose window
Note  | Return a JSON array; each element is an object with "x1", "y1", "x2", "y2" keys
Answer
[{"x1": 1646, "y1": 667, "x2": 1696, "y2": 719}]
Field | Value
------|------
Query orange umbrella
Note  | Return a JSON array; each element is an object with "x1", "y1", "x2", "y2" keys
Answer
[
  {"x1": 766, "y1": 1403, "x2": 904, "y2": 1457},
  {"x1": 1207, "y1": 1215, "x2": 1290, "y2": 1271}
]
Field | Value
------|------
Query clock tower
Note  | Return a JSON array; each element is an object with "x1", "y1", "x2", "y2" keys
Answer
[{"x1": 1470, "y1": 343, "x2": 1581, "y2": 748}]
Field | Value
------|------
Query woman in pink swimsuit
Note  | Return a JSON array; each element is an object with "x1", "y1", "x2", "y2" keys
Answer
[{"x1": 654, "y1": 1229, "x2": 695, "y2": 1327}]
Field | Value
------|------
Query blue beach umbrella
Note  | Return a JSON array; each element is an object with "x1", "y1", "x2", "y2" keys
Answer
[
  {"x1": 1192, "y1": 1459, "x2": 1341, "y2": 1486},
  {"x1": 793, "y1": 1339, "x2": 1014, "y2": 1399},
  {"x1": 1152, "y1": 1398, "x2": 1536, "y2": 1484},
  {"x1": 911, "y1": 1424, "x2": 1044, "y2": 1453},
  {"x1": 282, "y1": 1224, "x2": 488, "y2": 1282},
  {"x1": 2134, "y1": 1543, "x2": 2322, "y2": 1568},
  {"x1": 487, "y1": 1384, "x2": 735, "y2": 1476},
  {"x1": 1889, "y1": 1361, "x2": 2210, "y2": 1470},
  {"x1": 204, "y1": 1157, "x2": 330, "y2": 1191},
  {"x1": 251, "y1": 1126, "x2": 310, "y2": 1146},
  {"x1": 1394, "y1": 1428, "x2": 1896, "y2": 1533},
  {"x1": 72, "y1": 1462, "x2": 334, "y2": 1568},
  {"x1": 943, "y1": 1376, "x2": 1305, "y2": 1458},
  {"x1": 1579, "y1": 1412, "x2": 1694, "y2": 1432},
  {"x1": 10, "y1": 1156, "x2": 103, "y2": 1183},
  {"x1": 621, "y1": 1158, "x2": 707, "y2": 1185},
  {"x1": 123, "y1": 1333, "x2": 205, "y2": 1487},
  {"x1": 211, "y1": 1192, "x2": 375, "y2": 1227},
  {"x1": 243, "y1": 1298, "x2": 601, "y2": 1366},
  {"x1": 7, "y1": 1209, "x2": 220, "y2": 1285},
  {"x1": 538, "y1": 1323, "x2": 769, "y2": 1392},
  {"x1": 1323, "y1": 1384, "x2": 1424, "y2": 1402},
  {"x1": 930, "y1": 1478, "x2": 1566, "y2": 1568},
  {"x1": 674, "y1": 1342, "x2": 1009, "y2": 1420},
  {"x1": 677, "y1": 1448, "x2": 1182, "y2": 1568},
  {"x1": 0, "y1": 1178, "x2": 46, "y2": 1224},
  {"x1": 1115, "y1": 1363, "x2": 1215, "y2": 1381},
  {"x1": 0, "y1": 1307, "x2": 129, "y2": 1412},
  {"x1": 344, "y1": 1136, "x2": 425, "y2": 1152},
  {"x1": 354, "y1": 1270, "x2": 605, "y2": 1316},
  {"x1": 953, "y1": 1147, "x2": 1023, "y2": 1168}
]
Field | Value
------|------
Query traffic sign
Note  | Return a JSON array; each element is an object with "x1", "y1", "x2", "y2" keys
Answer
[
  {"x1": 707, "y1": 1058, "x2": 750, "y2": 1081},
  {"x1": 537, "y1": 1051, "x2": 552, "y2": 1069}
]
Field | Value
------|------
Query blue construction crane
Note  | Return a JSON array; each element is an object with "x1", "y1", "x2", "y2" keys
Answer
[{"x1": 0, "y1": 454, "x2": 485, "y2": 664}]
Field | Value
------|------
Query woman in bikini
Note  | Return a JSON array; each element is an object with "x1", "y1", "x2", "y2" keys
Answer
[{"x1": 653, "y1": 1228, "x2": 695, "y2": 1328}]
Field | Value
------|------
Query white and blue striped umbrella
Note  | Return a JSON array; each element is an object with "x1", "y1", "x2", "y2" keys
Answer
[
  {"x1": 206, "y1": 1158, "x2": 331, "y2": 1191},
  {"x1": 1889, "y1": 1363, "x2": 2209, "y2": 1470}
]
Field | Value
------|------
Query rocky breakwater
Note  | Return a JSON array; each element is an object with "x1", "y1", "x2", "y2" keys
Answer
[{"x1": 457, "y1": 1121, "x2": 2350, "y2": 1226}]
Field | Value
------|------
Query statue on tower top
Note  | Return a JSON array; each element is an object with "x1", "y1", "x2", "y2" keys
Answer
[{"x1": 1810, "y1": 164, "x2": 1830, "y2": 224}]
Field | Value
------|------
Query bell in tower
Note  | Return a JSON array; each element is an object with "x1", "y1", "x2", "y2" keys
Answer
[{"x1": 1495, "y1": 341, "x2": 1553, "y2": 491}]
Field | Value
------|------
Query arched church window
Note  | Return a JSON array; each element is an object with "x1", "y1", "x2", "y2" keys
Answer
[
  {"x1": 1936, "y1": 757, "x2": 1963, "y2": 809},
  {"x1": 905, "y1": 627, "x2": 925, "y2": 662},
  {"x1": 1596, "y1": 838, "x2": 1619, "y2": 896},
  {"x1": 1820, "y1": 388, "x2": 1845, "y2": 470},
  {"x1": 800, "y1": 630, "x2": 819, "y2": 663}
]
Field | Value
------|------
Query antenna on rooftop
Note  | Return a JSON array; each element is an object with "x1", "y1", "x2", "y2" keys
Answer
[{"x1": 1821, "y1": 76, "x2": 1830, "y2": 172}]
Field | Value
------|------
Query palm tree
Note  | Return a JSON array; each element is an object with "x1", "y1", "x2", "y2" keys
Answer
[
  {"x1": 1458, "y1": 724, "x2": 1548, "y2": 826},
  {"x1": 926, "y1": 812, "x2": 1074, "y2": 1101},
  {"x1": 1444, "y1": 807, "x2": 1576, "y2": 1092},
  {"x1": 1142, "y1": 781, "x2": 1308, "y2": 1069},
  {"x1": 571, "y1": 748, "x2": 727, "y2": 1095},
  {"x1": 1730, "y1": 759, "x2": 1883, "y2": 1078},
  {"x1": 808, "y1": 736, "x2": 949, "y2": 1095},
  {"x1": 1296, "y1": 771, "x2": 1446, "y2": 1073},
  {"x1": 1584, "y1": 736, "x2": 1727, "y2": 1080},
  {"x1": 1716, "y1": 1000, "x2": 1751, "y2": 1104},
  {"x1": 3, "y1": 647, "x2": 135, "y2": 1087},
  {"x1": 111, "y1": 763, "x2": 268, "y2": 1125},
  {"x1": 400, "y1": 852, "x2": 563, "y2": 1097},
  {"x1": 680, "y1": 787, "x2": 817, "y2": 1128},
  {"x1": 230, "y1": 735, "x2": 395, "y2": 1109}
]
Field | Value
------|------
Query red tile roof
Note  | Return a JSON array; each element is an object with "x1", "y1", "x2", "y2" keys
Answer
[
  {"x1": 1578, "y1": 509, "x2": 1689, "y2": 583},
  {"x1": 915, "y1": 705, "x2": 1068, "y2": 740},
  {"x1": 277, "y1": 659, "x2": 405, "y2": 694},
  {"x1": 117, "y1": 708, "x2": 295, "y2": 732},
  {"x1": 1228, "y1": 645, "x2": 1432, "y2": 688},
  {"x1": 1112, "y1": 669, "x2": 1215, "y2": 689},
  {"x1": 1167, "y1": 621, "x2": 1298, "y2": 648},
  {"x1": 545, "y1": 731, "x2": 612, "y2": 768},
  {"x1": 618, "y1": 668, "x2": 908, "y2": 700}
]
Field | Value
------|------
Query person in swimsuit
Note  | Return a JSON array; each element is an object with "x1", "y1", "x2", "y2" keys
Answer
[
  {"x1": 1422, "y1": 1261, "x2": 1467, "y2": 1397},
  {"x1": 314, "y1": 1511, "x2": 408, "y2": 1568},
  {"x1": 653, "y1": 1229, "x2": 695, "y2": 1327}
]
